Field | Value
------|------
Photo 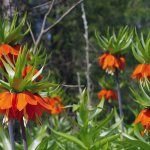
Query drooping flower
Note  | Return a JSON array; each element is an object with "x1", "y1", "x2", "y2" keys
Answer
[
  {"x1": 134, "y1": 109, "x2": 150, "y2": 136},
  {"x1": 0, "y1": 91, "x2": 64, "y2": 124},
  {"x1": 131, "y1": 64, "x2": 150, "y2": 81},
  {"x1": 97, "y1": 89, "x2": 117, "y2": 101},
  {"x1": 43, "y1": 96, "x2": 64, "y2": 115},
  {"x1": 0, "y1": 91, "x2": 53, "y2": 123},
  {"x1": 98, "y1": 53, "x2": 125, "y2": 75},
  {"x1": 0, "y1": 45, "x2": 64, "y2": 125}
]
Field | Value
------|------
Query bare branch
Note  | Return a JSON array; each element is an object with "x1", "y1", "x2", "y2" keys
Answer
[
  {"x1": 77, "y1": 72, "x2": 82, "y2": 95},
  {"x1": 41, "y1": 0, "x2": 55, "y2": 32},
  {"x1": 32, "y1": 1, "x2": 51, "y2": 10},
  {"x1": 33, "y1": 0, "x2": 55, "y2": 53},
  {"x1": 62, "y1": 84, "x2": 85, "y2": 88},
  {"x1": 26, "y1": 21, "x2": 36, "y2": 44},
  {"x1": 81, "y1": 3, "x2": 90, "y2": 93},
  {"x1": 30, "y1": 0, "x2": 63, "y2": 10},
  {"x1": 43, "y1": 0, "x2": 83, "y2": 33},
  {"x1": 33, "y1": 0, "x2": 83, "y2": 54}
]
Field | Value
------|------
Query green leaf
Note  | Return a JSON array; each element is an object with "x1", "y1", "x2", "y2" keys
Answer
[
  {"x1": 103, "y1": 142, "x2": 108, "y2": 150},
  {"x1": 5, "y1": 13, "x2": 27, "y2": 43},
  {"x1": 0, "y1": 125, "x2": 11, "y2": 150},
  {"x1": 95, "y1": 27, "x2": 132, "y2": 54},
  {"x1": 133, "y1": 124, "x2": 146, "y2": 142},
  {"x1": 132, "y1": 45, "x2": 145, "y2": 63},
  {"x1": 92, "y1": 109, "x2": 114, "y2": 137},
  {"x1": 92, "y1": 134, "x2": 120, "y2": 149},
  {"x1": 14, "y1": 45, "x2": 28, "y2": 79},
  {"x1": 32, "y1": 66, "x2": 44, "y2": 82},
  {"x1": 89, "y1": 98, "x2": 104, "y2": 120},
  {"x1": 51, "y1": 128, "x2": 88, "y2": 150},
  {"x1": 35, "y1": 138, "x2": 48, "y2": 150},
  {"x1": 1, "y1": 59, "x2": 15, "y2": 79},
  {"x1": 28, "y1": 126, "x2": 48, "y2": 150},
  {"x1": 79, "y1": 89, "x2": 89, "y2": 126},
  {"x1": 0, "y1": 80, "x2": 10, "y2": 90},
  {"x1": 27, "y1": 82, "x2": 58, "y2": 92},
  {"x1": 122, "y1": 139, "x2": 150, "y2": 149}
]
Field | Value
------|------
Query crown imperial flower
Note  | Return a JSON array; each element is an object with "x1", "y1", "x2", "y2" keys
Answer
[
  {"x1": 98, "y1": 53, "x2": 125, "y2": 75},
  {"x1": 134, "y1": 109, "x2": 150, "y2": 136},
  {"x1": 97, "y1": 89, "x2": 118, "y2": 101},
  {"x1": 131, "y1": 64, "x2": 150, "y2": 81}
]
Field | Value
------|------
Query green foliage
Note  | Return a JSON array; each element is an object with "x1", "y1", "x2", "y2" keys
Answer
[
  {"x1": 95, "y1": 26, "x2": 133, "y2": 54},
  {"x1": 0, "y1": 46, "x2": 58, "y2": 93},
  {"x1": 130, "y1": 80, "x2": 150, "y2": 107},
  {"x1": 132, "y1": 31, "x2": 150, "y2": 63},
  {"x1": 117, "y1": 139, "x2": 150, "y2": 149},
  {"x1": 0, "y1": 125, "x2": 11, "y2": 150},
  {"x1": 47, "y1": 90, "x2": 121, "y2": 150},
  {"x1": 0, "y1": 13, "x2": 28, "y2": 44}
]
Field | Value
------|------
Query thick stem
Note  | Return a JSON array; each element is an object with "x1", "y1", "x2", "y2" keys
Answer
[
  {"x1": 8, "y1": 120, "x2": 15, "y2": 150},
  {"x1": 20, "y1": 119, "x2": 28, "y2": 150},
  {"x1": 115, "y1": 69, "x2": 124, "y2": 133}
]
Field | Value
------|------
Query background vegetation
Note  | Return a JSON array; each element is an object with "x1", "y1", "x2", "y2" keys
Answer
[{"x1": 1, "y1": 0, "x2": 150, "y2": 149}]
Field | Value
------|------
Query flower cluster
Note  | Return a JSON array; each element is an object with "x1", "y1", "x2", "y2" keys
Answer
[
  {"x1": 131, "y1": 64, "x2": 150, "y2": 81},
  {"x1": 0, "y1": 44, "x2": 64, "y2": 125},
  {"x1": 132, "y1": 33, "x2": 150, "y2": 136},
  {"x1": 0, "y1": 88, "x2": 64, "y2": 124},
  {"x1": 97, "y1": 89, "x2": 117, "y2": 101},
  {"x1": 134, "y1": 109, "x2": 150, "y2": 136},
  {"x1": 98, "y1": 53, "x2": 125, "y2": 75}
]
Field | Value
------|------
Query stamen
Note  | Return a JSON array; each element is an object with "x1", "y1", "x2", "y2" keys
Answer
[{"x1": 3, "y1": 109, "x2": 9, "y2": 126}]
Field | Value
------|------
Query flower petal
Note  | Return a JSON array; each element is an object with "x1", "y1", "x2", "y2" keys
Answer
[
  {"x1": 0, "y1": 92, "x2": 12, "y2": 109},
  {"x1": 17, "y1": 93, "x2": 27, "y2": 111},
  {"x1": 24, "y1": 91, "x2": 37, "y2": 105}
]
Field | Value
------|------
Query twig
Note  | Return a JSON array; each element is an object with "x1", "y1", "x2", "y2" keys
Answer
[
  {"x1": 26, "y1": 22, "x2": 36, "y2": 44},
  {"x1": 33, "y1": 0, "x2": 55, "y2": 54},
  {"x1": 115, "y1": 69, "x2": 124, "y2": 133},
  {"x1": 31, "y1": 0, "x2": 64, "y2": 10},
  {"x1": 81, "y1": 3, "x2": 90, "y2": 93},
  {"x1": 31, "y1": 1, "x2": 51, "y2": 10},
  {"x1": 77, "y1": 72, "x2": 82, "y2": 95},
  {"x1": 44, "y1": 0, "x2": 83, "y2": 33},
  {"x1": 33, "y1": 0, "x2": 83, "y2": 54},
  {"x1": 62, "y1": 84, "x2": 85, "y2": 88},
  {"x1": 20, "y1": 119, "x2": 28, "y2": 150}
]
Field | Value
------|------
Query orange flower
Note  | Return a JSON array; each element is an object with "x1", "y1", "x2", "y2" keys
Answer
[
  {"x1": 0, "y1": 91, "x2": 56, "y2": 123},
  {"x1": 22, "y1": 65, "x2": 42, "y2": 81},
  {"x1": 98, "y1": 53, "x2": 125, "y2": 75},
  {"x1": 97, "y1": 89, "x2": 117, "y2": 101},
  {"x1": 134, "y1": 109, "x2": 150, "y2": 136},
  {"x1": 0, "y1": 44, "x2": 20, "y2": 67},
  {"x1": 0, "y1": 44, "x2": 19, "y2": 57},
  {"x1": 131, "y1": 64, "x2": 150, "y2": 80},
  {"x1": 43, "y1": 96, "x2": 64, "y2": 115}
]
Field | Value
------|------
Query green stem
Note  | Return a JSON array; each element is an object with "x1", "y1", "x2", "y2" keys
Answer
[
  {"x1": 115, "y1": 69, "x2": 124, "y2": 133},
  {"x1": 20, "y1": 119, "x2": 28, "y2": 150},
  {"x1": 8, "y1": 119, "x2": 15, "y2": 150}
]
